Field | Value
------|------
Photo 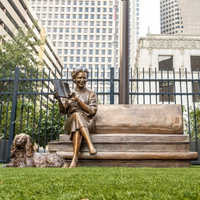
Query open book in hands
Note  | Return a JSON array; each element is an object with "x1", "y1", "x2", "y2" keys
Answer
[{"x1": 53, "y1": 80, "x2": 71, "y2": 98}]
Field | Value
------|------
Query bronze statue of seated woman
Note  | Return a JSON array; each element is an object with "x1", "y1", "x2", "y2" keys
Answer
[{"x1": 54, "y1": 66, "x2": 97, "y2": 168}]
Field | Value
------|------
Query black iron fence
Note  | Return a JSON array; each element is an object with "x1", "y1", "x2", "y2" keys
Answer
[{"x1": 0, "y1": 67, "x2": 200, "y2": 164}]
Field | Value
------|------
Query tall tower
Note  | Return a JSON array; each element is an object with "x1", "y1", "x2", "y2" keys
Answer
[
  {"x1": 160, "y1": 0, "x2": 200, "y2": 35},
  {"x1": 28, "y1": 0, "x2": 140, "y2": 102}
]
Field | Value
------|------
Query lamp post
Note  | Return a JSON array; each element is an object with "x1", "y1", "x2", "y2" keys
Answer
[{"x1": 119, "y1": 0, "x2": 129, "y2": 104}]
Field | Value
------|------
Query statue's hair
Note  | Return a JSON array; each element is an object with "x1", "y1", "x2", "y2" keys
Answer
[{"x1": 71, "y1": 66, "x2": 89, "y2": 83}]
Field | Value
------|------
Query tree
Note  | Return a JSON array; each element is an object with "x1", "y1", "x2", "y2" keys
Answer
[
  {"x1": 0, "y1": 25, "x2": 45, "y2": 92},
  {"x1": 0, "y1": 98, "x2": 65, "y2": 148},
  {"x1": 0, "y1": 24, "x2": 64, "y2": 148},
  {"x1": 183, "y1": 103, "x2": 200, "y2": 141}
]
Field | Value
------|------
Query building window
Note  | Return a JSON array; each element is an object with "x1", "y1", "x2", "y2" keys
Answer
[
  {"x1": 159, "y1": 81, "x2": 175, "y2": 102},
  {"x1": 192, "y1": 81, "x2": 200, "y2": 102},
  {"x1": 191, "y1": 56, "x2": 200, "y2": 71},
  {"x1": 158, "y1": 55, "x2": 173, "y2": 71}
]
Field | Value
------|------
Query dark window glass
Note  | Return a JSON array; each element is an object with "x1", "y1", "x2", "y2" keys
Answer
[
  {"x1": 191, "y1": 56, "x2": 200, "y2": 71},
  {"x1": 159, "y1": 55, "x2": 173, "y2": 71},
  {"x1": 159, "y1": 81, "x2": 174, "y2": 102}
]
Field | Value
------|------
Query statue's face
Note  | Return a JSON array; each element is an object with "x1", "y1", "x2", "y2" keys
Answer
[{"x1": 75, "y1": 72, "x2": 87, "y2": 89}]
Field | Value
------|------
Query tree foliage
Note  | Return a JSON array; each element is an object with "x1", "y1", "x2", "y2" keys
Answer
[
  {"x1": 0, "y1": 25, "x2": 45, "y2": 94},
  {"x1": 184, "y1": 103, "x2": 200, "y2": 141},
  {"x1": 0, "y1": 98, "x2": 65, "y2": 148},
  {"x1": 0, "y1": 25, "x2": 64, "y2": 148}
]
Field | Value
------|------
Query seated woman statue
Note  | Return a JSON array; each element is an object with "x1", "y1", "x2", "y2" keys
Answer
[{"x1": 54, "y1": 66, "x2": 97, "y2": 168}]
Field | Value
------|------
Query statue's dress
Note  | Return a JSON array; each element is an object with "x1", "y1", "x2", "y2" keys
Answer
[{"x1": 59, "y1": 87, "x2": 98, "y2": 140}]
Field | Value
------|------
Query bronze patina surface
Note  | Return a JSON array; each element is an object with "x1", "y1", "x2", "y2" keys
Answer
[
  {"x1": 55, "y1": 66, "x2": 97, "y2": 168},
  {"x1": 94, "y1": 104, "x2": 183, "y2": 134}
]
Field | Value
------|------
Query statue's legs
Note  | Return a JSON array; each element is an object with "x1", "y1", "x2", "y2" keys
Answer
[
  {"x1": 80, "y1": 127, "x2": 97, "y2": 155},
  {"x1": 69, "y1": 130, "x2": 82, "y2": 168}
]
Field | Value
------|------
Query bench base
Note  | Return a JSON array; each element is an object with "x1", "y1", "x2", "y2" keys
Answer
[
  {"x1": 48, "y1": 134, "x2": 197, "y2": 168},
  {"x1": 64, "y1": 159, "x2": 191, "y2": 168}
]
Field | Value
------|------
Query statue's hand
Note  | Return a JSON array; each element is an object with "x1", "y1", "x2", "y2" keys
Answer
[
  {"x1": 70, "y1": 92, "x2": 80, "y2": 102},
  {"x1": 54, "y1": 92, "x2": 60, "y2": 100}
]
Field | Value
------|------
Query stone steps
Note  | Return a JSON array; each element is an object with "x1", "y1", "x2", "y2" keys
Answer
[
  {"x1": 49, "y1": 134, "x2": 190, "y2": 153},
  {"x1": 48, "y1": 133, "x2": 198, "y2": 167}
]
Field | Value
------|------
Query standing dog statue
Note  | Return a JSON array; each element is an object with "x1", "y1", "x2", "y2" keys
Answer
[{"x1": 1, "y1": 133, "x2": 68, "y2": 168}]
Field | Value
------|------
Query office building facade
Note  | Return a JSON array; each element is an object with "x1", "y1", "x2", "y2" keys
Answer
[
  {"x1": 28, "y1": 0, "x2": 140, "y2": 78},
  {"x1": 160, "y1": 0, "x2": 200, "y2": 35},
  {"x1": 0, "y1": 0, "x2": 63, "y2": 78}
]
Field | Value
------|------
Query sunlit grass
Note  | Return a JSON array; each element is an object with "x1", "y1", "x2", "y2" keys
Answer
[{"x1": 0, "y1": 166, "x2": 200, "y2": 200}]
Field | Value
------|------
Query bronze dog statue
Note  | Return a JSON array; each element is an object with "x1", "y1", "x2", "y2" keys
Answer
[{"x1": 1, "y1": 133, "x2": 68, "y2": 168}]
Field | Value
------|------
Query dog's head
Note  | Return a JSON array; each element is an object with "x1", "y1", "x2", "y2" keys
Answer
[{"x1": 10, "y1": 133, "x2": 34, "y2": 157}]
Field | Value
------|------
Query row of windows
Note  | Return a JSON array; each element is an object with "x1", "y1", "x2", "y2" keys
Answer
[
  {"x1": 63, "y1": 57, "x2": 113, "y2": 63},
  {"x1": 59, "y1": 49, "x2": 114, "y2": 55},
  {"x1": 35, "y1": 6, "x2": 113, "y2": 13},
  {"x1": 51, "y1": 33, "x2": 113, "y2": 40},
  {"x1": 49, "y1": 27, "x2": 115, "y2": 34},
  {"x1": 64, "y1": 64, "x2": 112, "y2": 70},
  {"x1": 33, "y1": 0, "x2": 113, "y2": 6},
  {"x1": 56, "y1": 42, "x2": 113, "y2": 48},
  {"x1": 42, "y1": 20, "x2": 115, "y2": 28}
]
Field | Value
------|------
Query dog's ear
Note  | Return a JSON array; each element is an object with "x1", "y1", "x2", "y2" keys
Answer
[
  {"x1": 25, "y1": 135, "x2": 34, "y2": 157},
  {"x1": 10, "y1": 136, "x2": 17, "y2": 158}
]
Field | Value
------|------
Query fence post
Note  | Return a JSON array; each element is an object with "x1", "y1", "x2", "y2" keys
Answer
[
  {"x1": 110, "y1": 67, "x2": 114, "y2": 104},
  {"x1": 7, "y1": 67, "x2": 20, "y2": 162}
]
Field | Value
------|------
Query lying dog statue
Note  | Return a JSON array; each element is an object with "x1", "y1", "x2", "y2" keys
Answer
[{"x1": 1, "y1": 133, "x2": 68, "y2": 168}]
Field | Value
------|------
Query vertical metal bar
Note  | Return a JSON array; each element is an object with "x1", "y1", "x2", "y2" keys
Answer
[
  {"x1": 155, "y1": 68, "x2": 158, "y2": 104},
  {"x1": 110, "y1": 68, "x2": 114, "y2": 104},
  {"x1": 37, "y1": 69, "x2": 45, "y2": 152},
  {"x1": 19, "y1": 69, "x2": 27, "y2": 133},
  {"x1": 97, "y1": 67, "x2": 99, "y2": 102},
  {"x1": 179, "y1": 68, "x2": 183, "y2": 108},
  {"x1": 31, "y1": 68, "x2": 39, "y2": 142},
  {"x1": 191, "y1": 68, "x2": 199, "y2": 161},
  {"x1": 43, "y1": 69, "x2": 51, "y2": 152},
  {"x1": 161, "y1": 68, "x2": 164, "y2": 104},
  {"x1": 130, "y1": 68, "x2": 132, "y2": 104},
  {"x1": 185, "y1": 68, "x2": 191, "y2": 141},
  {"x1": 7, "y1": 67, "x2": 20, "y2": 162},
  {"x1": 173, "y1": 68, "x2": 176, "y2": 104},
  {"x1": 137, "y1": 68, "x2": 138, "y2": 104},
  {"x1": 51, "y1": 69, "x2": 57, "y2": 141},
  {"x1": 149, "y1": 68, "x2": 151, "y2": 104},
  {"x1": 119, "y1": 0, "x2": 129, "y2": 104},
  {"x1": 26, "y1": 68, "x2": 33, "y2": 129},
  {"x1": 143, "y1": 68, "x2": 145, "y2": 104},
  {"x1": 103, "y1": 68, "x2": 105, "y2": 104},
  {"x1": 167, "y1": 68, "x2": 170, "y2": 104}
]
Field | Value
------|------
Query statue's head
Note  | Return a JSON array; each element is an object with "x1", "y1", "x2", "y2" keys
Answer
[{"x1": 71, "y1": 66, "x2": 89, "y2": 88}]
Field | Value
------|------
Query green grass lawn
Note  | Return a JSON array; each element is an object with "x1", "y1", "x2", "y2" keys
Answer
[{"x1": 0, "y1": 166, "x2": 200, "y2": 200}]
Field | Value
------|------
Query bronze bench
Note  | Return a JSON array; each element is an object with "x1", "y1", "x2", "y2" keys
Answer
[{"x1": 49, "y1": 104, "x2": 198, "y2": 167}]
